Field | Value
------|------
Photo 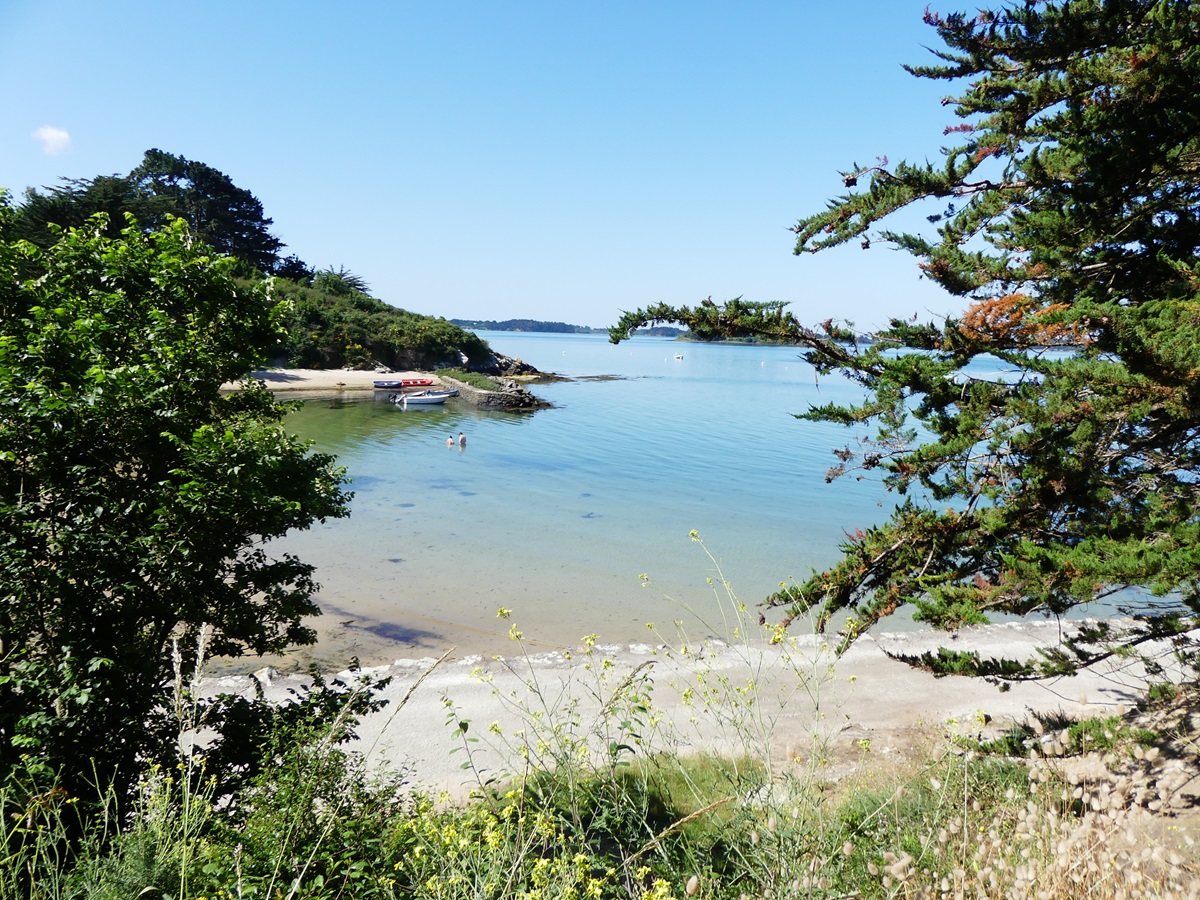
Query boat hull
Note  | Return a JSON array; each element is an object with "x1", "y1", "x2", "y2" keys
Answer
[
  {"x1": 374, "y1": 378, "x2": 434, "y2": 389},
  {"x1": 390, "y1": 389, "x2": 458, "y2": 406}
]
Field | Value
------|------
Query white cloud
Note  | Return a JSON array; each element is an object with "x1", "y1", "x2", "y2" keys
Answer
[{"x1": 31, "y1": 125, "x2": 71, "y2": 155}]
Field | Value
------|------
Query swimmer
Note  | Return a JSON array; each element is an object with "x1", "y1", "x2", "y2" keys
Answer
[
  {"x1": 446, "y1": 436, "x2": 454, "y2": 448},
  {"x1": 458, "y1": 432, "x2": 466, "y2": 448}
]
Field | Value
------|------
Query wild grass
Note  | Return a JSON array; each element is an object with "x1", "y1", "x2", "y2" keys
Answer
[
  {"x1": 1, "y1": 544, "x2": 1197, "y2": 897},
  {"x1": 434, "y1": 367, "x2": 501, "y2": 390}
]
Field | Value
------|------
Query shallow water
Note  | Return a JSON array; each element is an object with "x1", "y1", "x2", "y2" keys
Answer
[
  {"x1": 272, "y1": 332, "x2": 915, "y2": 659},
  {"x1": 268, "y1": 333, "x2": 1162, "y2": 672}
]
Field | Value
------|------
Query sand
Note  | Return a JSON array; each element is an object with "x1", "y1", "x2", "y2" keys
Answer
[
  {"x1": 200, "y1": 619, "x2": 1174, "y2": 798},
  {"x1": 224, "y1": 368, "x2": 435, "y2": 397}
]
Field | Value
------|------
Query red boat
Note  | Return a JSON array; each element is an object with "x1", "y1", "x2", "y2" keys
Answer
[{"x1": 373, "y1": 377, "x2": 434, "y2": 390}]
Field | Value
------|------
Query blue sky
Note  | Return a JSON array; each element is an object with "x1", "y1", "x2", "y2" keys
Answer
[{"x1": 3, "y1": 1, "x2": 966, "y2": 329}]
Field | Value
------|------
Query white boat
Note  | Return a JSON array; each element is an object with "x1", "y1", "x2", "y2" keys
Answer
[{"x1": 390, "y1": 389, "x2": 458, "y2": 406}]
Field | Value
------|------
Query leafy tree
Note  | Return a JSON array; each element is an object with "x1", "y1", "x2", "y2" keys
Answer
[
  {"x1": 12, "y1": 156, "x2": 500, "y2": 374},
  {"x1": 611, "y1": 1, "x2": 1200, "y2": 679},
  {"x1": 0, "y1": 203, "x2": 351, "y2": 805},
  {"x1": 269, "y1": 275, "x2": 494, "y2": 371},
  {"x1": 17, "y1": 150, "x2": 286, "y2": 274},
  {"x1": 312, "y1": 265, "x2": 371, "y2": 297},
  {"x1": 14, "y1": 174, "x2": 157, "y2": 246},
  {"x1": 128, "y1": 148, "x2": 284, "y2": 271},
  {"x1": 273, "y1": 253, "x2": 315, "y2": 284}
]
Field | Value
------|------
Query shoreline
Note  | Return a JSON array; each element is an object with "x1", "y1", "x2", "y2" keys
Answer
[
  {"x1": 204, "y1": 618, "x2": 1173, "y2": 797},
  {"x1": 224, "y1": 367, "x2": 433, "y2": 397},
  {"x1": 216, "y1": 366, "x2": 565, "y2": 674},
  {"x1": 225, "y1": 367, "x2": 551, "y2": 410},
  {"x1": 215, "y1": 368, "x2": 1175, "y2": 795}
]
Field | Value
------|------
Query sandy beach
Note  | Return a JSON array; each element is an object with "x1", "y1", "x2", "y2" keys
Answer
[
  {"x1": 204, "y1": 618, "x2": 1176, "y2": 798},
  {"x1": 227, "y1": 368, "x2": 436, "y2": 396}
]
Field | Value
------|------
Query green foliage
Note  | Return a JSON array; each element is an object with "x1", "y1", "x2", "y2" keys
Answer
[
  {"x1": 273, "y1": 253, "x2": 314, "y2": 284},
  {"x1": 127, "y1": 148, "x2": 284, "y2": 271},
  {"x1": 385, "y1": 794, "x2": 621, "y2": 900},
  {"x1": 14, "y1": 175, "x2": 158, "y2": 247},
  {"x1": 269, "y1": 276, "x2": 493, "y2": 370},
  {"x1": 833, "y1": 754, "x2": 1033, "y2": 888},
  {"x1": 434, "y1": 367, "x2": 501, "y2": 390},
  {"x1": 7, "y1": 728, "x2": 1190, "y2": 899},
  {"x1": 12, "y1": 153, "x2": 499, "y2": 374},
  {"x1": 0, "y1": 201, "x2": 351, "y2": 809},
  {"x1": 312, "y1": 265, "x2": 370, "y2": 296},
  {"x1": 202, "y1": 735, "x2": 409, "y2": 897},
  {"x1": 0, "y1": 759, "x2": 92, "y2": 898},
  {"x1": 200, "y1": 666, "x2": 392, "y2": 802},
  {"x1": 959, "y1": 711, "x2": 1159, "y2": 758},
  {"x1": 66, "y1": 764, "x2": 210, "y2": 900},
  {"x1": 17, "y1": 149, "x2": 284, "y2": 273},
  {"x1": 1147, "y1": 680, "x2": 1181, "y2": 707},
  {"x1": 0, "y1": 612, "x2": 1193, "y2": 898},
  {"x1": 612, "y1": 1, "x2": 1200, "y2": 680}
]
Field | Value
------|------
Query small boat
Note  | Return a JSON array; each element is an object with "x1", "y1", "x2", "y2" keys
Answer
[
  {"x1": 374, "y1": 377, "x2": 434, "y2": 390},
  {"x1": 390, "y1": 389, "x2": 459, "y2": 406}
]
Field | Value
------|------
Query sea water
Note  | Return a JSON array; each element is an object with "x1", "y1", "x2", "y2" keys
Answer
[{"x1": 275, "y1": 332, "x2": 914, "y2": 658}]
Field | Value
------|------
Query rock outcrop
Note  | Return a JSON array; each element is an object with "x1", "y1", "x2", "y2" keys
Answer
[
  {"x1": 471, "y1": 352, "x2": 541, "y2": 377},
  {"x1": 438, "y1": 375, "x2": 552, "y2": 412}
]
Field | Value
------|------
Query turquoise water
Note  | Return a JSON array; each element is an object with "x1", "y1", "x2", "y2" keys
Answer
[{"x1": 277, "y1": 332, "x2": 905, "y2": 656}]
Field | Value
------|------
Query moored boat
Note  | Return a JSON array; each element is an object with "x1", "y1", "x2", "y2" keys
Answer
[
  {"x1": 389, "y1": 389, "x2": 459, "y2": 406},
  {"x1": 374, "y1": 377, "x2": 435, "y2": 389}
]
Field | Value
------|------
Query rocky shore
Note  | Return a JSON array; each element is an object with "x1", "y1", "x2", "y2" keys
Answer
[{"x1": 436, "y1": 373, "x2": 551, "y2": 411}]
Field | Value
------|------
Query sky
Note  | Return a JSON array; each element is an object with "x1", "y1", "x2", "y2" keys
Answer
[{"x1": 2, "y1": 1, "x2": 967, "y2": 330}]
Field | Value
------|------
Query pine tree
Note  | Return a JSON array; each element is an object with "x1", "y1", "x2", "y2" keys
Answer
[{"x1": 612, "y1": 0, "x2": 1200, "y2": 679}]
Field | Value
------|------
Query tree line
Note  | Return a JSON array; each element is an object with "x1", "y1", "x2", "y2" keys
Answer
[
  {"x1": 450, "y1": 317, "x2": 606, "y2": 334},
  {"x1": 13, "y1": 149, "x2": 492, "y2": 372}
]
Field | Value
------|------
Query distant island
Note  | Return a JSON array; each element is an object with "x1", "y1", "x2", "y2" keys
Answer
[{"x1": 452, "y1": 318, "x2": 684, "y2": 337}]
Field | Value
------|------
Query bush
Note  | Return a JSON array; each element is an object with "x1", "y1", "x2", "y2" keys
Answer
[
  {"x1": 268, "y1": 278, "x2": 494, "y2": 371},
  {"x1": 435, "y1": 367, "x2": 502, "y2": 390}
]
